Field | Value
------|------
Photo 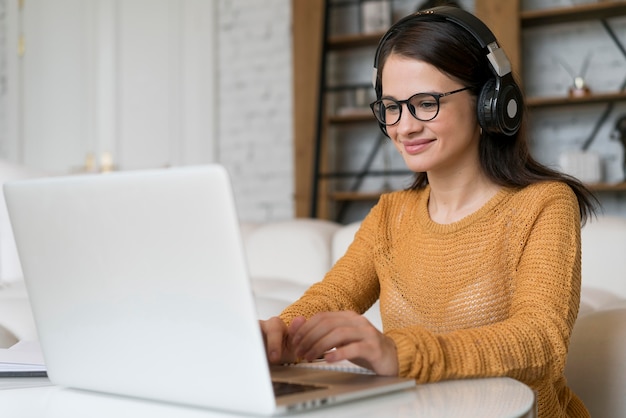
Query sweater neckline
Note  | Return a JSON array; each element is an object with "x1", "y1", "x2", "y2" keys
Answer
[{"x1": 418, "y1": 185, "x2": 511, "y2": 233}]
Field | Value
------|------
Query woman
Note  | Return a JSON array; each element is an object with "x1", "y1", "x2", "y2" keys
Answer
[{"x1": 261, "y1": 6, "x2": 597, "y2": 417}]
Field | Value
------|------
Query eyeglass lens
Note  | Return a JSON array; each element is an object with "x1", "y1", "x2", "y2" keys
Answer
[
  {"x1": 370, "y1": 87, "x2": 470, "y2": 126},
  {"x1": 373, "y1": 93, "x2": 440, "y2": 126}
]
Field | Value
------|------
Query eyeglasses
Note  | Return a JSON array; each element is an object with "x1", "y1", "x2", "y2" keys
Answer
[{"x1": 369, "y1": 86, "x2": 471, "y2": 126}]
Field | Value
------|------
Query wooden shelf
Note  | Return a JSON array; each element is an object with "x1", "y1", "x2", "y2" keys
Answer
[
  {"x1": 328, "y1": 112, "x2": 376, "y2": 124},
  {"x1": 521, "y1": 2, "x2": 626, "y2": 28},
  {"x1": 589, "y1": 182, "x2": 626, "y2": 192},
  {"x1": 327, "y1": 31, "x2": 385, "y2": 50},
  {"x1": 322, "y1": 3, "x2": 626, "y2": 48},
  {"x1": 527, "y1": 91, "x2": 626, "y2": 108},
  {"x1": 331, "y1": 191, "x2": 384, "y2": 201}
]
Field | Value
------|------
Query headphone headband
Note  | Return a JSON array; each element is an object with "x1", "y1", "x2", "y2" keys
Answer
[{"x1": 373, "y1": 6, "x2": 511, "y2": 88}]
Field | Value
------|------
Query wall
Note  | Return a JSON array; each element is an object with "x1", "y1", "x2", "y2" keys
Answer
[
  {"x1": 217, "y1": 0, "x2": 294, "y2": 222},
  {"x1": 0, "y1": 0, "x2": 292, "y2": 224},
  {"x1": 0, "y1": 1, "x2": 218, "y2": 191},
  {"x1": 1, "y1": 0, "x2": 625, "y2": 223},
  {"x1": 0, "y1": 0, "x2": 11, "y2": 161}
]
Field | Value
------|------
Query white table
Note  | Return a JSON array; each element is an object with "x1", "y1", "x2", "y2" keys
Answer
[{"x1": 0, "y1": 377, "x2": 535, "y2": 418}]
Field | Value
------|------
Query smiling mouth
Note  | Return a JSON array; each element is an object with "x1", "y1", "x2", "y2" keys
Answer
[{"x1": 403, "y1": 139, "x2": 435, "y2": 154}]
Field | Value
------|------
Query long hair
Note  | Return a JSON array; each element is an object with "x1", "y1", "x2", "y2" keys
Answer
[{"x1": 374, "y1": 14, "x2": 599, "y2": 223}]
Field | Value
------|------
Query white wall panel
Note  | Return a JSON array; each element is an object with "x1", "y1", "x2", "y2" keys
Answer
[{"x1": 8, "y1": 0, "x2": 216, "y2": 173}]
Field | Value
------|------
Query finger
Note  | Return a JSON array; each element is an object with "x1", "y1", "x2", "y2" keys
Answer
[
  {"x1": 294, "y1": 313, "x2": 365, "y2": 361},
  {"x1": 290, "y1": 313, "x2": 334, "y2": 357},
  {"x1": 286, "y1": 316, "x2": 307, "y2": 361},
  {"x1": 294, "y1": 312, "x2": 396, "y2": 373},
  {"x1": 288, "y1": 316, "x2": 307, "y2": 337},
  {"x1": 300, "y1": 325, "x2": 363, "y2": 362},
  {"x1": 325, "y1": 332, "x2": 399, "y2": 376},
  {"x1": 260, "y1": 317, "x2": 287, "y2": 364}
]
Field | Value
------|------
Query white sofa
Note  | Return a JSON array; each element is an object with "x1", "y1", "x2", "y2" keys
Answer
[
  {"x1": 565, "y1": 216, "x2": 626, "y2": 418},
  {"x1": 0, "y1": 163, "x2": 625, "y2": 417},
  {"x1": 240, "y1": 218, "x2": 383, "y2": 328}
]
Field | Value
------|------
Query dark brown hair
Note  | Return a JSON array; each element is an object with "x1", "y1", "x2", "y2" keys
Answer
[{"x1": 374, "y1": 14, "x2": 599, "y2": 223}]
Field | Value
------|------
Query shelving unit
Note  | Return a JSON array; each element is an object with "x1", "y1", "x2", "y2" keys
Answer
[
  {"x1": 293, "y1": 0, "x2": 325, "y2": 218},
  {"x1": 477, "y1": 1, "x2": 626, "y2": 90},
  {"x1": 478, "y1": 0, "x2": 626, "y2": 193},
  {"x1": 328, "y1": 31, "x2": 386, "y2": 49},
  {"x1": 292, "y1": 1, "x2": 626, "y2": 221},
  {"x1": 520, "y1": 2, "x2": 626, "y2": 27},
  {"x1": 526, "y1": 91, "x2": 626, "y2": 109},
  {"x1": 305, "y1": 0, "x2": 415, "y2": 223},
  {"x1": 589, "y1": 182, "x2": 626, "y2": 192}
]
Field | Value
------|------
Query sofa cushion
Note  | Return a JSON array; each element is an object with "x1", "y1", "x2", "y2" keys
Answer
[
  {"x1": 579, "y1": 287, "x2": 626, "y2": 316},
  {"x1": 254, "y1": 295, "x2": 295, "y2": 320},
  {"x1": 250, "y1": 278, "x2": 308, "y2": 303},
  {"x1": 331, "y1": 221, "x2": 361, "y2": 264},
  {"x1": 581, "y1": 216, "x2": 626, "y2": 300},
  {"x1": 244, "y1": 219, "x2": 341, "y2": 287},
  {"x1": 565, "y1": 306, "x2": 626, "y2": 418}
]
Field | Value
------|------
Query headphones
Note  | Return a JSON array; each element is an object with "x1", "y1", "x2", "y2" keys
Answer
[{"x1": 372, "y1": 6, "x2": 523, "y2": 137}]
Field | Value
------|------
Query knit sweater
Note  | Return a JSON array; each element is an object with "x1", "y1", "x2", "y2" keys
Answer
[{"x1": 280, "y1": 181, "x2": 589, "y2": 418}]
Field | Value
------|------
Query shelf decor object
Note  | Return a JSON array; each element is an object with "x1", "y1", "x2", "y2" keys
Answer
[
  {"x1": 554, "y1": 53, "x2": 593, "y2": 98},
  {"x1": 360, "y1": 0, "x2": 392, "y2": 34}
]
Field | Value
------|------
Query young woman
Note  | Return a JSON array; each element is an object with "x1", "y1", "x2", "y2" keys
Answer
[{"x1": 261, "y1": 6, "x2": 597, "y2": 418}]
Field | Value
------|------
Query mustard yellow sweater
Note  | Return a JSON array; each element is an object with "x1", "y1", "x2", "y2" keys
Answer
[{"x1": 280, "y1": 181, "x2": 589, "y2": 418}]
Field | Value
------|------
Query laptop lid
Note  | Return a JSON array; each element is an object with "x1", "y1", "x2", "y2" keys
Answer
[{"x1": 4, "y1": 165, "x2": 415, "y2": 415}]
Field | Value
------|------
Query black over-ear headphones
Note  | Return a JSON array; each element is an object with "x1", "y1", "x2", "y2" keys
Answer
[{"x1": 372, "y1": 6, "x2": 523, "y2": 137}]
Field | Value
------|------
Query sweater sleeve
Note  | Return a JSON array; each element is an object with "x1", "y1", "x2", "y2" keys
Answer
[{"x1": 386, "y1": 183, "x2": 582, "y2": 385}]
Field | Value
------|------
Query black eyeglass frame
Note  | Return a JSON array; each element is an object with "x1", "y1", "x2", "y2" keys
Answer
[{"x1": 369, "y1": 86, "x2": 471, "y2": 126}]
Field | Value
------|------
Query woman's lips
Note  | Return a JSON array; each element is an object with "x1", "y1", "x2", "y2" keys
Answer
[{"x1": 402, "y1": 138, "x2": 435, "y2": 155}]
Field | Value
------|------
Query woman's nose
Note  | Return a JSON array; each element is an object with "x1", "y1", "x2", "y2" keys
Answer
[{"x1": 395, "y1": 105, "x2": 425, "y2": 135}]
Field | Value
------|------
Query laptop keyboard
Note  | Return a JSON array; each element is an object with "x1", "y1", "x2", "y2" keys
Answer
[{"x1": 272, "y1": 380, "x2": 327, "y2": 397}]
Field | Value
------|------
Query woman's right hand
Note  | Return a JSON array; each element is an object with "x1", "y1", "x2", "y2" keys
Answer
[{"x1": 260, "y1": 316, "x2": 306, "y2": 365}]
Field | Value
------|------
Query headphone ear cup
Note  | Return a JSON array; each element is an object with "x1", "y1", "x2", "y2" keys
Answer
[
  {"x1": 477, "y1": 78, "x2": 497, "y2": 134},
  {"x1": 477, "y1": 77, "x2": 523, "y2": 136}
]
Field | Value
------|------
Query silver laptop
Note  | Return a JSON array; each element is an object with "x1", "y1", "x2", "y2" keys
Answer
[{"x1": 3, "y1": 165, "x2": 415, "y2": 415}]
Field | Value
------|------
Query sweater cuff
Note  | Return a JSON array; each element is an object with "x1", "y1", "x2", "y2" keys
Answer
[{"x1": 387, "y1": 331, "x2": 419, "y2": 377}]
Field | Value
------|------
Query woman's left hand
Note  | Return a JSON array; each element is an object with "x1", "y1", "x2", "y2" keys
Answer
[{"x1": 289, "y1": 311, "x2": 399, "y2": 376}]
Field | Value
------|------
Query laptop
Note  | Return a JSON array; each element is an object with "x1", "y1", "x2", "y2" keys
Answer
[{"x1": 3, "y1": 165, "x2": 415, "y2": 415}]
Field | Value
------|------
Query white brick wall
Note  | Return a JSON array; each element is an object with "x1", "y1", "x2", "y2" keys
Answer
[{"x1": 217, "y1": 0, "x2": 294, "y2": 222}]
